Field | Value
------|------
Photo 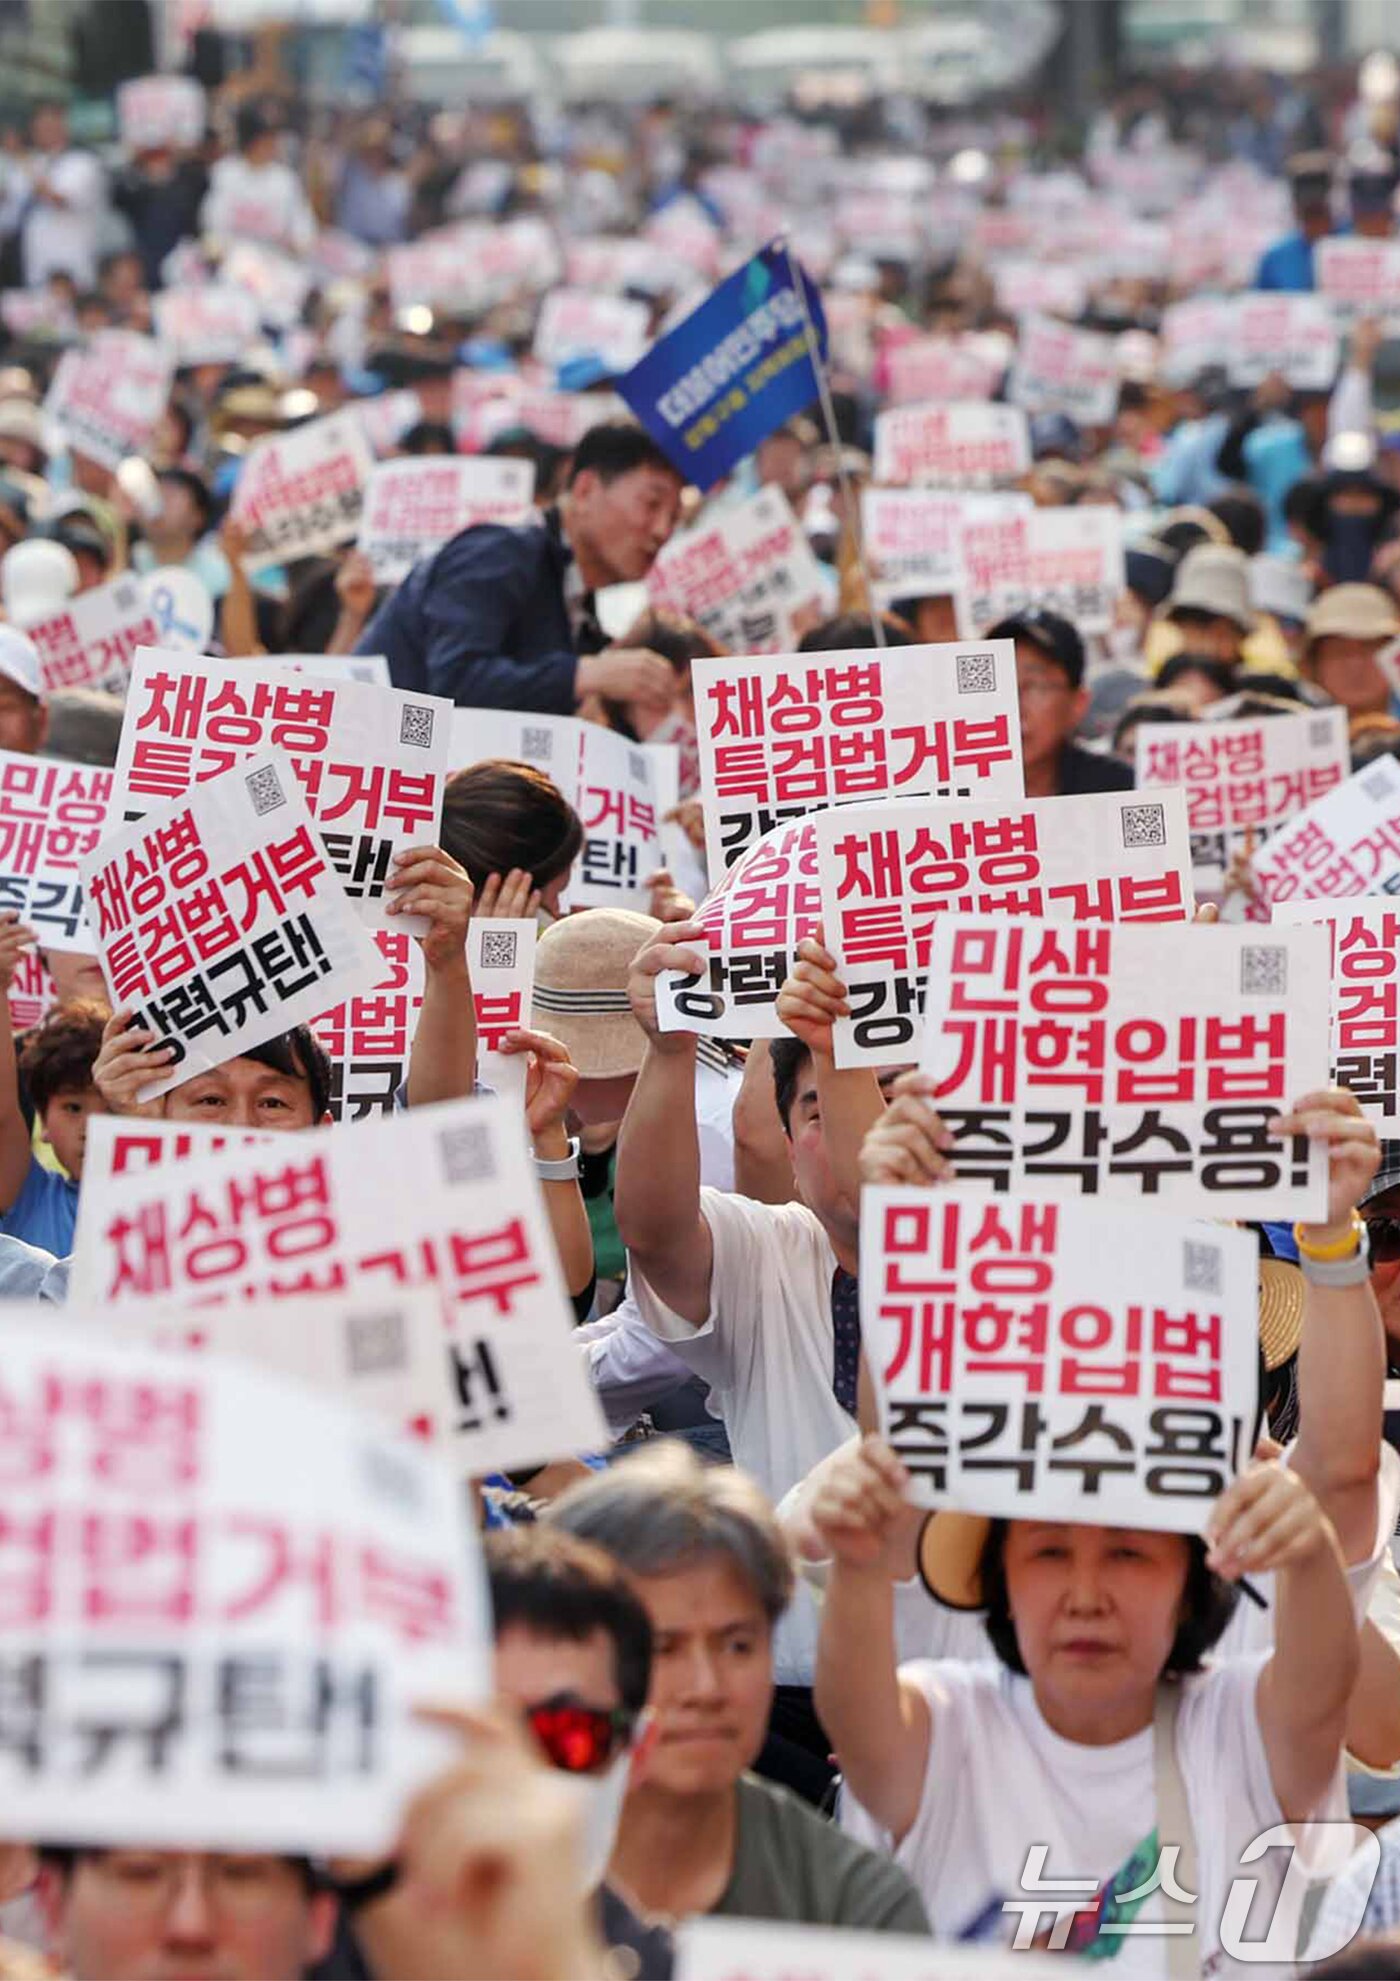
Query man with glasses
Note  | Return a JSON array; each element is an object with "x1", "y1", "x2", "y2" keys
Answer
[{"x1": 988, "y1": 610, "x2": 1136, "y2": 800}]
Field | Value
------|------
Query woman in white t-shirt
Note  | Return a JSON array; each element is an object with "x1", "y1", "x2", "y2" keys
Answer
[{"x1": 809, "y1": 1438, "x2": 1358, "y2": 1976}]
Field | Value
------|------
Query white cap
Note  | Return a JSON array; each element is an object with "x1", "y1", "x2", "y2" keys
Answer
[
  {"x1": 2, "y1": 538, "x2": 78, "y2": 631},
  {"x1": 0, "y1": 624, "x2": 42, "y2": 700}
]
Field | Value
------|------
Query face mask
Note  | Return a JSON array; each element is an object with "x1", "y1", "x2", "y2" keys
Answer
[
  {"x1": 1326, "y1": 514, "x2": 1381, "y2": 584},
  {"x1": 561, "y1": 1750, "x2": 632, "y2": 1891}
]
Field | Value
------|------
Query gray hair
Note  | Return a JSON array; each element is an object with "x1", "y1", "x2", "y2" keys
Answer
[{"x1": 546, "y1": 1443, "x2": 795, "y2": 1624}]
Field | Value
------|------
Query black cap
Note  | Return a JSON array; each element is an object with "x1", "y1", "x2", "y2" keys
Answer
[{"x1": 988, "y1": 608, "x2": 1085, "y2": 689}]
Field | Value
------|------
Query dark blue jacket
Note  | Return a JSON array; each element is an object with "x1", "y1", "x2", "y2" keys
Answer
[{"x1": 356, "y1": 506, "x2": 581, "y2": 711}]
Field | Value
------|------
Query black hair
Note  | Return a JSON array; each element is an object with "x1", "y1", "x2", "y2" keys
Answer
[
  {"x1": 1155, "y1": 652, "x2": 1239, "y2": 699},
  {"x1": 20, "y1": 998, "x2": 106, "y2": 1115},
  {"x1": 1112, "y1": 694, "x2": 1192, "y2": 752},
  {"x1": 1157, "y1": 518, "x2": 1216, "y2": 558},
  {"x1": 621, "y1": 606, "x2": 721, "y2": 674},
  {"x1": 39, "y1": 1847, "x2": 322, "y2": 1892},
  {"x1": 239, "y1": 1027, "x2": 333, "y2": 1123},
  {"x1": 1209, "y1": 487, "x2": 1267, "y2": 558},
  {"x1": 770, "y1": 1035, "x2": 813, "y2": 1138},
  {"x1": 486, "y1": 1524, "x2": 653, "y2": 1721},
  {"x1": 158, "y1": 466, "x2": 213, "y2": 531},
  {"x1": 979, "y1": 1521, "x2": 1239, "y2": 1677},
  {"x1": 1315, "y1": 1942, "x2": 1400, "y2": 1980},
  {"x1": 797, "y1": 612, "x2": 915, "y2": 653},
  {"x1": 440, "y1": 759, "x2": 583, "y2": 894},
  {"x1": 399, "y1": 420, "x2": 457, "y2": 457},
  {"x1": 567, "y1": 420, "x2": 682, "y2": 490}
]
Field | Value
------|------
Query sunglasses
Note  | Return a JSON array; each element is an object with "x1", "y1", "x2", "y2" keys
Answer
[
  {"x1": 525, "y1": 1694, "x2": 635, "y2": 1775},
  {"x1": 1364, "y1": 1214, "x2": 1400, "y2": 1263}
]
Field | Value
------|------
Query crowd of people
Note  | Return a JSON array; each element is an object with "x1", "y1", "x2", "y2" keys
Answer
[{"x1": 4, "y1": 25, "x2": 1400, "y2": 1981}]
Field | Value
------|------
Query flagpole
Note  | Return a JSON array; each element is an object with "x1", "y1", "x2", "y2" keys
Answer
[{"x1": 779, "y1": 235, "x2": 885, "y2": 650}]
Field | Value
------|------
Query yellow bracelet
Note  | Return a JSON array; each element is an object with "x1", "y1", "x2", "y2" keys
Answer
[{"x1": 1293, "y1": 1213, "x2": 1365, "y2": 1262}]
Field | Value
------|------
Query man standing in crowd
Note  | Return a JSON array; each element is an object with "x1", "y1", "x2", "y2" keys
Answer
[
  {"x1": 989, "y1": 609, "x2": 1136, "y2": 798},
  {"x1": 358, "y1": 421, "x2": 685, "y2": 716}
]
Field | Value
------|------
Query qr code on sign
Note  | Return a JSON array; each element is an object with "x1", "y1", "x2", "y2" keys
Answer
[
  {"x1": 1362, "y1": 769, "x2": 1397, "y2": 803},
  {"x1": 479, "y1": 929, "x2": 518, "y2": 970},
  {"x1": 345, "y1": 1309, "x2": 409, "y2": 1376},
  {"x1": 521, "y1": 726, "x2": 553, "y2": 762},
  {"x1": 1183, "y1": 1240, "x2": 1222, "y2": 1295},
  {"x1": 245, "y1": 764, "x2": 285, "y2": 815},
  {"x1": 956, "y1": 651, "x2": 998, "y2": 694},
  {"x1": 1241, "y1": 945, "x2": 1287, "y2": 996},
  {"x1": 400, "y1": 704, "x2": 436, "y2": 749},
  {"x1": 1120, "y1": 802, "x2": 1166, "y2": 849},
  {"x1": 439, "y1": 1121, "x2": 495, "y2": 1185},
  {"x1": 1310, "y1": 716, "x2": 1339, "y2": 748}
]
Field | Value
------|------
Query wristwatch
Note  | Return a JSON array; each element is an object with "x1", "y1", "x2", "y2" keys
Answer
[{"x1": 532, "y1": 1136, "x2": 581, "y2": 1181}]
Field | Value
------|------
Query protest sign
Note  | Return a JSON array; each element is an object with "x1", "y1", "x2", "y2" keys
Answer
[
  {"x1": 1316, "y1": 237, "x2": 1400, "y2": 327},
  {"x1": 89, "y1": 1284, "x2": 453, "y2": 1448},
  {"x1": 313, "y1": 918, "x2": 535, "y2": 1120},
  {"x1": 7, "y1": 945, "x2": 54, "y2": 1033},
  {"x1": 1251, "y1": 753, "x2": 1400, "y2": 904},
  {"x1": 459, "y1": 386, "x2": 622, "y2": 454},
  {"x1": 1, "y1": 290, "x2": 72, "y2": 340},
  {"x1": 1007, "y1": 314, "x2": 1120, "y2": 426},
  {"x1": 1160, "y1": 297, "x2": 1236, "y2": 386},
  {"x1": 357, "y1": 455, "x2": 536, "y2": 586},
  {"x1": 861, "y1": 1188, "x2": 1259, "y2": 1524},
  {"x1": 28, "y1": 571, "x2": 159, "y2": 696},
  {"x1": 219, "y1": 239, "x2": 312, "y2": 329},
  {"x1": 1230, "y1": 292, "x2": 1340, "y2": 391},
  {"x1": 44, "y1": 331, "x2": 172, "y2": 471},
  {"x1": 1271, "y1": 899, "x2": 1400, "y2": 1130},
  {"x1": 919, "y1": 915, "x2": 1330, "y2": 1218},
  {"x1": 0, "y1": 751, "x2": 112, "y2": 952},
  {"x1": 678, "y1": 1918, "x2": 1065, "y2": 1981},
  {"x1": 80, "y1": 1114, "x2": 275, "y2": 1189},
  {"x1": 691, "y1": 640, "x2": 1023, "y2": 875},
  {"x1": 230, "y1": 410, "x2": 374, "y2": 571},
  {"x1": 353, "y1": 387, "x2": 426, "y2": 459},
  {"x1": 862, "y1": 489, "x2": 1032, "y2": 609},
  {"x1": 956, "y1": 504, "x2": 1124, "y2": 635},
  {"x1": 533, "y1": 288, "x2": 652, "y2": 378},
  {"x1": 111, "y1": 651, "x2": 452, "y2": 933},
  {"x1": 871, "y1": 402, "x2": 1031, "y2": 488},
  {"x1": 67, "y1": 1092, "x2": 609, "y2": 1475},
  {"x1": 116, "y1": 73, "x2": 206, "y2": 152},
  {"x1": 142, "y1": 565, "x2": 215, "y2": 655},
  {"x1": 655, "y1": 815, "x2": 819, "y2": 1040},
  {"x1": 81, "y1": 750, "x2": 385, "y2": 1100},
  {"x1": 1135, "y1": 707, "x2": 1350, "y2": 897},
  {"x1": 885, "y1": 335, "x2": 1001, "y2": 406},
  {"x1": 816, "y1": 789, "x2": 1194, "y2": 1068},
  {"x1": 153, "y1": 284, "x2": 262, "y2": 367},
  {"x1": 449, "y1": 708, "x2": 671, "y2": 914},
  {"x1": 0, "y1": 1316, "x2": 488, "y2": 1854},
  {"x1": 990, "y1": 259, "x2": 1089, "y2": 322},
  {"x1": 276, "y1": 653, "x2": 393, "y2": 689},
  {"x1": 646, "y1": 487, "x2": 827, "y2": 655},
  {"x1": 618, "y1": 241, "x2": 827, "y2": 491}
]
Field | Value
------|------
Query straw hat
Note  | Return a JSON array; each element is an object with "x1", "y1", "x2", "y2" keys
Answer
[
  {"x1": 914, "y1": 1252, "x2": 1298, "y2": 1612},
  {"x1": 531, "y1": 909, "x2": 659, "y2": 1080}
]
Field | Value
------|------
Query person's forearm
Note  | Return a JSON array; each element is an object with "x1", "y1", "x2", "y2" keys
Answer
[
  {"x1": 1292, "y1": 1262, "x2": 1385, "y2": 1564},
  {"x1": 220, "y1": 554, "x2": 262, "y2": 658},
  {"x1": 614, "y1": 1037, "x2": 701, "y2": 1258},
  {"x1": 1344, "y1": 1620, "x2": 1400, "y2": 1771},
  {"x1": 406, "y1": 963, "x2": 477, "y2": 1108},
  {"x1": 0, "y1": 1000, "x2": 29, "y2": 1209},
  {"x1": 535, "y1": 1123, "x2": 594, "y2": 1300},
  {"x1": 328, "y1": 603, "x2": 370, "y2": 655},
  {"x1": 1266, "y1": 1537, "x2": 1361, "y2": 1818},
  {"x1": 816, "y1": 1559, "x2": 922, "y2": 1839},
  {"x1": 731, "y1": 1046, "x2": 795, "y2": 1204},
  {"x1": 815, "y1": 1056, "x2": 887, "y2": 1209}
]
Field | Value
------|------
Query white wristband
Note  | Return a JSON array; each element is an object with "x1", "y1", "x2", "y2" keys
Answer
[{"x1": 532, "y1": 1136, "x2": 581, "y2": 1182}]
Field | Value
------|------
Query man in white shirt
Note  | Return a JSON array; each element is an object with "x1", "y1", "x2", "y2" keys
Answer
[
  {"x1": 21, "y1": 102, "x2": 107, "y2": 290},
  {"x1": 200, "y1": 99, "x2": 315, "y2": 258},
  {"x1": 617, "y1": 916, "x2": 887, "y2": 1792}
]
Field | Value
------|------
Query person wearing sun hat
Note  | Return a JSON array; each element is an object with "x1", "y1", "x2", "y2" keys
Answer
[
  {"x1": 784, "y1": 1072, "x2": 1400, "y2": 1953},
  {"x1": 0, "y1": 625, "x2": 46, "y2": 756},
  {"x1": 1301, "y1": 583, "x2": 1400, "y2": 725}
]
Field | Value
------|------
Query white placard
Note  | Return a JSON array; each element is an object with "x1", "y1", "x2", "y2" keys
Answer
[
  {"x1": 0, "y1": 1315, "x2": 488, "y2": 1854},
  {"x1": 1008, "y1": 313, "x2": 1120, "y2": 426},
  {"x1": 357, "y1": 455, "x2": 536, "y2": 586},
  {"x1": 80, "y1": 749, "x2": 385, "y2": 1099},
  {"x1": 0, "y1": 751, "x2": 113, "y2": 953},
  {"x1": 1136, "y1": 707, "x2": 1350, "y2": 898},
  {"x1": 861, "y1": 489, "x2": 1032, "y2": 609},
  {"x1": 691, "y1": 641, "x2": 1024, "y2": 876},
  {"x1": 44, "y1": 331, "x2": 172, "y2": 471},
  {"x1": 153, "y1": 284, "x2": 261, "y2": 367},
  {"x1": 1316, "y1": 237, "x2": 1400, "y2": 328},
  {"x1": 110, "y1": 650, "x2": 452, "y2": 934},
  {"x1": 142, "y1": 566, "x2": 215, "y2": 655},
  {"x1": 919, "y1": 913, "x2": 1330, "y2": 1218},
  {"x1": 872, "y1": 402, "x2": 1031, "y2": 488},
  {"x1": 1230, "y1": 292, "x2": 1340, "y2": 392},
  {"x1": 532, "y1": 288, "x2": 652, "y2": 376},
  {"x1": 884, "y1": 335, "x2": 1001, "y2": 406},
  {"x1": 956, "y1": 505, "x2": 1125, "y2": 636},
  {"x1": 817, "y1": 789, "x2": 1194, "y2": 1067},
  {"x1": 1251, "y1": 754, "x2": 1400, "y2": 905},
  {"x1": 219, "y1": 239, "x2": 312, "y2": 330},
  {"x1": 68, "y1": 1093, "x2": 609, "y2": 1476},
  {"x1": 861, "y1": 1189, "x2": 1259, "y2": 1523},
  {"x1": 230, "y1": 410, "x2": 374, "y2": 572},
  {"x1": 117, "y1": 74, "x2": 206, "y2": 152},
  {"x1": 991, "y1": 258, "x2": 1089, "y2": 321},
  {"x1": 27, "y1": 571, "x2": 159, "y2": 696},
  {"x1": 1271, "y1": 898, "x2": 1400, "y2": 1130},
  {"x1": 647, "y1": 487, "x2": 828, "y2": 655}
]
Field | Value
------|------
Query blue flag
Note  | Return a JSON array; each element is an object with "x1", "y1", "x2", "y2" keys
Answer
[{"x1": 617, "y1": 241, "x2": 827, "y2": 491}]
